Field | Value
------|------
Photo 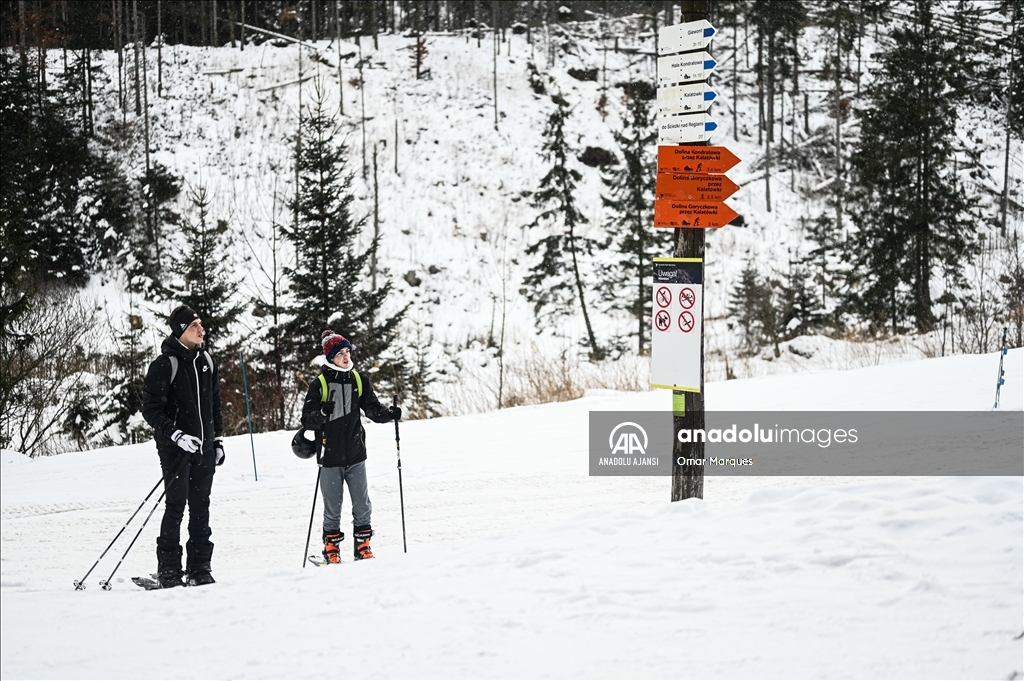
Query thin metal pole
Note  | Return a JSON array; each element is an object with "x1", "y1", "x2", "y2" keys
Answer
[
  {"x1": 393, "y1": 395, "x2": 407, "y2": 553},
  {"x1": 240, "y1": 350, "x2": 258, "y2": 481},
  {"x1": 303, "y1": 467, "x2": 322, "y2": 568}
]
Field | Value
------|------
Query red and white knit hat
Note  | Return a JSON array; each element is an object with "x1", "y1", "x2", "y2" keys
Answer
[{"x1": 321, "y1": 330, "x2": 353, "y2": 363}]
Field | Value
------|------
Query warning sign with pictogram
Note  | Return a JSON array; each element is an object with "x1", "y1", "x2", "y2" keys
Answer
[
  {"x1": 679, "y1": 287, "x2": 696, "y2": 309},
  {"x1": 651, "y1": 258, "x2": 703, "y2": 392}
]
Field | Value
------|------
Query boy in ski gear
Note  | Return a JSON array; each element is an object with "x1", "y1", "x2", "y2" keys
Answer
[
  {"x1": 141, "y1": 306, "x2": 225, "y2": 587},
  {"x1": 301, "y1": 330, "x2": 401, "y2": 562}
]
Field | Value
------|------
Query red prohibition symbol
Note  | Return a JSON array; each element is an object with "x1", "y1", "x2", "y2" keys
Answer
[
  {"x1": 678, "y1": 311, "x2": 695, "y2": 333},
  {"x1": 679, "y1": 287, "x2": 696, "y2": 310},
  {"x1": 656, "y1": 286, "x2": 672, "y2": 308},
  {"x1": 655, "y1": 310, "x2": 672, "y2": 332}
]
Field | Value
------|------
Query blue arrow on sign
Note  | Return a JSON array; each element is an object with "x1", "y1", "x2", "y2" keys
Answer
[{"x1": 705, "y1": 121, "x2": 718, "y2": 131}]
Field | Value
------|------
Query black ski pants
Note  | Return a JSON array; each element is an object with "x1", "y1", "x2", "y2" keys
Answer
[{"x1": 157, "y1": 449, "x2": 216, "y2": 565}]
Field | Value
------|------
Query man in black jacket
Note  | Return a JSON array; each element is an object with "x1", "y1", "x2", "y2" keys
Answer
[
  {"x1": 141, "y1": 306, "x2": 225, "y2": 587},
  {"x1": 301, "y1": 330, "x2": 400, "y2": 562}
]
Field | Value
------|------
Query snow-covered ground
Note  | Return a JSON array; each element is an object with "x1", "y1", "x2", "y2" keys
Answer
[{"x1": 2, "y1": 349, "x2": 1021, "y2": 679}]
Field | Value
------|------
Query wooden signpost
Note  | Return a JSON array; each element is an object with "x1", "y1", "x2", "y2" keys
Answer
[{"x1": 653, "y1": 11, "x2": 741, "y2": 502}]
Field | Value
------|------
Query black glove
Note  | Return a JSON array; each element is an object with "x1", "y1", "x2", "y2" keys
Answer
[
  {"x1": 214, "y1": 440, "x2": 226, "y2": 466},
  {"x1": 389, "y1": 405, "x2": 402, "y2": 421},
  {"x1": 320, "y1": 400, "x2": 335, "y2": 417}
]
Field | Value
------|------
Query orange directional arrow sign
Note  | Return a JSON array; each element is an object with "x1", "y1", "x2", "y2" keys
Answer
[
  {"x1": 653, "y1": 200, "x2": 739, "y2": 229},
  {"x1": 657, "y1": 145, "x2": 741, "y2": 175},
  {"x1": 656, "y1": 172, "x2": 740, "y2": 201}
]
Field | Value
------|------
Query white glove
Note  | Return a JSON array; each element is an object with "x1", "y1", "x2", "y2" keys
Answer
[
  {"x1": 214, "y1": 440, "x2": 226, "y2": 466},
  {"x1": 171, "y1": 429, "x2": 202, "y2": 454}
]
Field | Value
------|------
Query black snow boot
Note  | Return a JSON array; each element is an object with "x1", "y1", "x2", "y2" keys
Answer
[
  {"x1": 156, "y1": 545, "x2": 184, "y2": 588},
  {"x1": 185, "y1": 562, "x2": 216, "y2": 587},
  {"x1": 353, "y1": 526, "x2": 374, "y2": 560},
  {"x1": 186, "y1": 542, "x2": 215, "y2": 586}
]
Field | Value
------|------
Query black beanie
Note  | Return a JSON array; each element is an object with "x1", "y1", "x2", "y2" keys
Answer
[{"x1": 169, "y1": 306, "x2": 199, "y2": 338}]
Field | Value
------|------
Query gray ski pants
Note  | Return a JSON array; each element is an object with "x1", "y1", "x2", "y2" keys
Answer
[{"x1": 320, "y1": 461, "x2": 371, "y2": 532}]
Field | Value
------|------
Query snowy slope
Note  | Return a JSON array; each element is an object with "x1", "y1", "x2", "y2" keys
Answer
[
  {"x1": 77, "y1": 15, "x2": 1020, "y2": 415},
  {"x1": 2, "y1": 349, "x2": 1021, "y2": 679}
]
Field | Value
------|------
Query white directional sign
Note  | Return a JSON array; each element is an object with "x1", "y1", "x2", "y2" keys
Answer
[
  {"x1": 657, "y1": 82, "x2": 719, "y2": 115},
  {"x1": 658, "y1": 20, "x2": 716, "y2": 56},
  {"x1": 657, "y1": 51, "x2": 718, "y2": 85},
  {"x1": 651, "y1": 258, "x2": 703, "y2": 392},
  {"x1": 657, "y1": 112, "x2": 718, "y2": 144}
]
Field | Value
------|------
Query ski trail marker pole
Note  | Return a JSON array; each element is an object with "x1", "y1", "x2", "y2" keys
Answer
[
  {"x1": 393, "y1": 395, "x2": 407, "y2": 553},
  {"x1": 303, "y1": 467, "x2": 322, "y2": 568},
  {"x1": 240, "y1": 350, "x2": 258, "y2": 481},
  {"x1": 73, "y1": 474, "x2": 165, "y2": 590}
]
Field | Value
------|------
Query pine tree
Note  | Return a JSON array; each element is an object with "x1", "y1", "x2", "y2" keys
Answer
[
  {"x1": 803, "y1": 213, "x2": 842, "y2": 313},
  {"x1": 523, "y1": 99, "x2": 602, "y2": 360},
  {"x1": 600, "y1": 93, "x2": 670, "y2": 355},
  {"x1": 846, "y1": 0, "x2": 977, "y2": 334},
  {"x1": 728, "y1": 262, "x2": 766, "y2": 355},
  {"x1": 170, "y1": 184, "x2": 243, "y2": 349},
  {"x1": 285, "y1": 81, "x2": 407, "y2": 392}
]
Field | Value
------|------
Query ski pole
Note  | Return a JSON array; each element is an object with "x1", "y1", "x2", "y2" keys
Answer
[
  {"x1": 73, "y1": 474, "x2": 165, "y2": 590},
  {"x1": 240, "y1": 350, "x2": 258, "y2": 481},
  {"x1": 302, "y1": 467, "x2": 322, "y2": 568},
  {"x1": 393, "y1": 395, "x2": 407, "y2": 553},
  {"x1": 994, "y1": 327, "x2": 1008, "y2": 409},
  {"x1": 97, "y1": 452, "x2": 190, "y2": 590}
]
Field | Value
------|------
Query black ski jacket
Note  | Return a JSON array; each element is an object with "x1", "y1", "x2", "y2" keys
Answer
[
  {"x1": 142, "y1": 336, "x2": 224, "y2": 458},
  {"x1": 300, "y1": 364, "x2": 392, "y2": 467}
]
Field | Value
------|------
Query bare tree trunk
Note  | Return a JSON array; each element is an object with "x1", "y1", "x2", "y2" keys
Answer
[
  {"x1": 62, "y1": 0, "x2": 68, "y2": 73},
  {"x1": 85, "y1": 48, "x2": 94, "y2": 134},
  {"x1": 568, "y1": 229, "x2": 601, "y2": 361},
  {"x1": 342, "y1": 0, "x2": 350, "y2": 115},
  {"x1": 756, "y1": 29, "x2": 763, "y2": 146},
  {"x1": 372, "y1": 0, "x2": 378, "y2": 50},
  {"x1": 359, "y1": 45, "x2": 367, "y2": 177},
  {"x1": 229, "y1": 0, "x2": 236, "y2": 47},
  {"x1": 157, "y1": 0, "x2": 162, "y2": 96},
  {"x1": 211, "y1": 0, "x2": 217, "y2": 46},
  {"x1": 141, "y1": 10, "x2": 151, "y2": 174},
  {"x1": 18, "y1": 0, "x2": 27, "y2": 71},
  {"x1": 371, "y1": 144, "x2": 379, "y2": 291},
  {"x1": 493, "y1": 1, "x2": 498, "y2": 130},
  {"x1": 132, "y1": 0, "x2": 141, "y2": 115},
  {"x1": 1001, "y1": 3, "x2": 1017, "y2": 237},
  {"x1": 834, "y1": 27, "x2": 843, "y2": 237}
]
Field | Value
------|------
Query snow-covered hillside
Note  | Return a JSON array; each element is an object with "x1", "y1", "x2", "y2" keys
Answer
[
  {"x1": 2, "y1": 349, "x2": 1021, "y2": 679},
  {"x1": 77, "y1": 15, "x2": 1021, "y2": 418}
]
